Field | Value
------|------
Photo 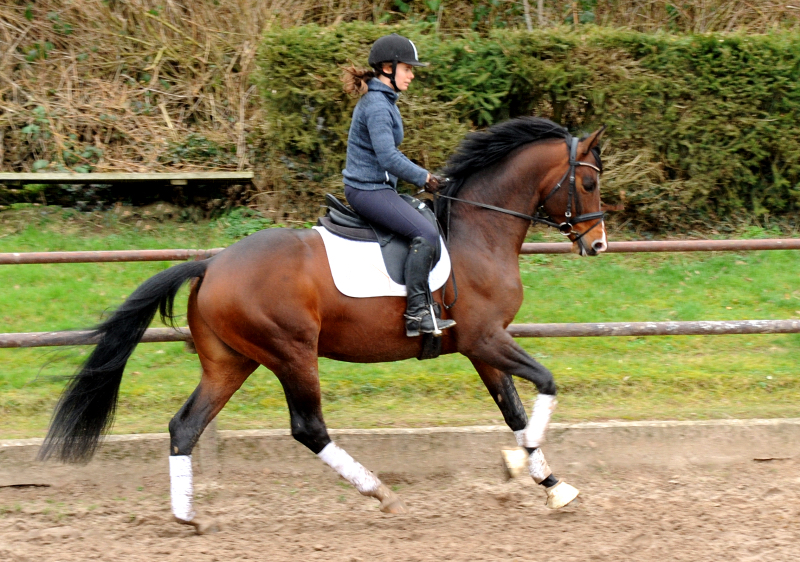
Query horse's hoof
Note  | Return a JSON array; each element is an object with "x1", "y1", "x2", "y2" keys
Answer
[
  {"x1": 380, "y1": 496, "x2": 408, "y2": 514},
  {"x1": 372, "y1": 484, "x2": 408, "y2": 514},
  {"x1": 192, "y1": 516, "x2": 220, "y2": 535},
  {"x1": 545, "y1": 480, "x2": 580, "y2": 509},
  {"x1": 174, "y1": 515, "x2": 220, "y2": 535}
]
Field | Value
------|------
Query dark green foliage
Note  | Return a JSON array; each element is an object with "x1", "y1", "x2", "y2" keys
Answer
[
  {"x1": 254, "y1": 24, "x2": 800, "y2": 231},
  {"x1": 212, "y1": 208, "x2": 275, "y2": 239},
  {"x1": 160, "y1": 135, "x2": 238, "y2": 168}
]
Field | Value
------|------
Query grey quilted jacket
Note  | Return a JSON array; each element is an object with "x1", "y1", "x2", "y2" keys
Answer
[{"x1": 342, "y1": 78, "x2": 428, "y2": 191}]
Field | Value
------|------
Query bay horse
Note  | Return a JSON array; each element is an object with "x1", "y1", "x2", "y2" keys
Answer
[{"x1": 40, "y1": 117, "x2": 607, "y2": 533}]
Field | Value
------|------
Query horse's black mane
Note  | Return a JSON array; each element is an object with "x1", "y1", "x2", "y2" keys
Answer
[{"x1": 436, "y1": 116, "x2": 601, "y2": 223}]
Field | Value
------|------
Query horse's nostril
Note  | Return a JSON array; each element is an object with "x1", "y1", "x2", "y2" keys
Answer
[{"x1": 592, "y1": 240, "x2": 607, "y2": 253}]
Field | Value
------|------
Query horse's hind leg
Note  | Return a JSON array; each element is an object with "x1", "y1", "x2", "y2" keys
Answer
[
  {"x1": 470, "y1": 358, "x2": 580, "y2": 509},
  {"x1": 269, "y1": 347, "x2": 406, "y2": 514},
  {"x1": 168, "y1": 291, "x2": 258, "y2": 533}
]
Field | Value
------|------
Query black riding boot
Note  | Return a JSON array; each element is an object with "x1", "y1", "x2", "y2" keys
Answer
[{"x1": 404, "y1": 237, "x2": 456, "y2": 338}]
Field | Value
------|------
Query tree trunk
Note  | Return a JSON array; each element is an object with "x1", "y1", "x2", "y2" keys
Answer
[{"x1": 522, "y1": 0, "x2": 533, "y2": 31}]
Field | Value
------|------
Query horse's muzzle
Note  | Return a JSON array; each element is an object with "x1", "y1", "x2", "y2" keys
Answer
[
  {"x1": 573, "y1": 238, "x2": 607, "y2": 257},
  {"x1": 591, "y1": 239, "x2": 608, "y2": 254}
]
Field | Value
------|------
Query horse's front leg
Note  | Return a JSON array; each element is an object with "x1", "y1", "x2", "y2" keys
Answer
[{"x1": 467, "y1": 340, "x2": 580, "y2": 509}]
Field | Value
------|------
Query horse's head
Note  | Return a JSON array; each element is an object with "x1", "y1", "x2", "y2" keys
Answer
[
  {"x1": 538, "y1": 127, "x2": 607, "y2": 256},
  {"x1": 438, "y1": 118, "x2": 610, "y2": 256}
]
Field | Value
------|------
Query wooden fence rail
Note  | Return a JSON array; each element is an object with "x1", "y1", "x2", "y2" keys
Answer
[
  {"x1": 3, "y1": 320, "x2": 800, "y2": 349},
  {"x1": 1, "y1": 238, "x2": 798, "y2": 349},
  {"x1": 2, "y1": 238, "x2": 799, "y2": 265}
]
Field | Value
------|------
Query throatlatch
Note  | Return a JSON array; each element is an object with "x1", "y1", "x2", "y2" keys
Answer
[{"x1": 377, "y1": 60, "x2": 400, "y2": 92}]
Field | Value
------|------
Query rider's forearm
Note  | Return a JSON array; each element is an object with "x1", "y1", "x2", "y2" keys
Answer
[
  {"x1": 375, "y1": 145, "x2": 428, "y2": 187},
  {"x1": 367, "y1": 111, "x2": 429, "y2": 186}
]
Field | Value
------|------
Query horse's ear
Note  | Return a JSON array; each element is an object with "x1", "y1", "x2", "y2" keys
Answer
[{"x1": 581, "y1": 125, "x2": 606, "y2": 156}]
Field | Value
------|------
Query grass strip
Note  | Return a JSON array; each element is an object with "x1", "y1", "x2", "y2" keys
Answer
[{"x1": 1, "y1": 208, "x2": 799, "y2": 438}]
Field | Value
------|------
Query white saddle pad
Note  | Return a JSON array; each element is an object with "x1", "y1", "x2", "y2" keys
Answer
[{"x1": 312, "y1": 226, "x2": 451, "y2": 298}]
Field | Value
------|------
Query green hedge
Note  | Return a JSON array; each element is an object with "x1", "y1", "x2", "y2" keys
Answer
[{"x1": 254, "y1": 24, "x2": 800, "y2": 231}]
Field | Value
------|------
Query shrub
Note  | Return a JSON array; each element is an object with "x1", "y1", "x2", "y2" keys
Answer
[
  {"x1": 254, "y1": 23, "x2": 800, "y2": 231},
  {"x1": 212, "y1": 208, "x2": 275, "y2": 239}
]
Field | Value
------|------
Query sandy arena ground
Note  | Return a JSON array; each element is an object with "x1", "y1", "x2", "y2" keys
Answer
[{"x1": 1, "y1": 453, "x2": 798, "y2": 561}]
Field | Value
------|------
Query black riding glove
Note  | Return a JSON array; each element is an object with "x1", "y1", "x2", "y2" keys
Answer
[{"x1": 424, "y1": 175, "x2": 445, "y2": 193}]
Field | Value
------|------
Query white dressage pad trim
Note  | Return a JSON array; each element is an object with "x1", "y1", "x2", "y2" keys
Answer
[{"x1": 313, "y1": 226, "x2": 451, "y2": 298}]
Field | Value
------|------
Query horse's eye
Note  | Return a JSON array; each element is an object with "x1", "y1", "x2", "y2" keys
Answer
[{"x1": 582, "y1": 178, "x2": 596, "y2": 192}]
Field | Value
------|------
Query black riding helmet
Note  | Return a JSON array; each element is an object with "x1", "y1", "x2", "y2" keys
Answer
[{"x1": 368, "y1": 34, "x2": 427, "y2": 91}]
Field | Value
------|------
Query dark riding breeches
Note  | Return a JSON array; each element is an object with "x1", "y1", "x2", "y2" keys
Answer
[{"x1": 344, "y1": 185, "x2": 439, "y2": 247}]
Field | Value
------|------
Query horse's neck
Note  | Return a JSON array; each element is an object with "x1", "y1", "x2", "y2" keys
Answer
[{"x1": 449, "y1": 149, "x2": 548, "y2": 258}]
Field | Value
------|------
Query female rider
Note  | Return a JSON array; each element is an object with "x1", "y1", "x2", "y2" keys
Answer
[{"x1": 342, "y1": 34, "x2": 455, "y2": 338}]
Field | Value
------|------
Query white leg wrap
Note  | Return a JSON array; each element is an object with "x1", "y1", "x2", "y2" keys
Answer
[
  {"x1": 519, "y1": 394, "x2": 557, "y2": 448},
  {"x1": 527, "y1": 448, "x2": 553, "y2": 484},
  {"x1": 317, "y1": 442, "x2": 381, "y2": 494},
  {"x1": 169, "y1": 455, "x2": 195, "y2": 522}
]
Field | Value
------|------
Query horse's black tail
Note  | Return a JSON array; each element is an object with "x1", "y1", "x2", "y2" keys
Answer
[{"x1": 38, "y1": 260, "x2": 209, "y2": 463}]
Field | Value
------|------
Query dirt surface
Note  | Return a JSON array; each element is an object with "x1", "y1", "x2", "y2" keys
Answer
[{"x1": 1, "y1": 454, "x2": 798, "y2": 561}]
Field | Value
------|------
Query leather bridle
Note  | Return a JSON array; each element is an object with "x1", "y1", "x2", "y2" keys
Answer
[{"x1": 434, "y1": 135, "x2": 604, "y2": 253}]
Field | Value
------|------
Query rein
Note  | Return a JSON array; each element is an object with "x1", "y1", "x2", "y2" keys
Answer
[{"x1": 435, "y1": 136, "x2": 604, "y2": 243}]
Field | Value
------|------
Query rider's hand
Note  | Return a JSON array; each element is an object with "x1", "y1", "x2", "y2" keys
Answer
[{"x1": 424, "y1": 174, "x2": 445, "y2": 193}]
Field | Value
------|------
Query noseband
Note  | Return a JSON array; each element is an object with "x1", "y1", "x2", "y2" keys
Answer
[
  {"x1": 434, "y1": 135, "x2": 604, "y2": 247},
  {"x1": 537, "y1": 136, "x2": 604, "y2": 245}
]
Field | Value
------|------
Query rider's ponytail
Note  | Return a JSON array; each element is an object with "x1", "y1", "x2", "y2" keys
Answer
[{"x1": 343, "y1": 65, "x2": 375, "y2": 96}]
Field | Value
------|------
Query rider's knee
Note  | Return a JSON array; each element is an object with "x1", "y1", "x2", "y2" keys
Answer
[{"x1": 417, "y1": 222, "x2": 439, "y2": 247}]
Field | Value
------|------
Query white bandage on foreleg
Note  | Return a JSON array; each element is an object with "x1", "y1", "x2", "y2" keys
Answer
[
  {"x1": 527, "y1": 447, "x2": 553, "y2": 484},
  {"x1": 519, "y1": 394, "x2": 557, "y2": 448},
  {"x1": 317, "y1": 442, "x2": 381, "y2": 494},
  {"x1": 169, "y1": 455, "x2": 195, "y2": 521}
]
